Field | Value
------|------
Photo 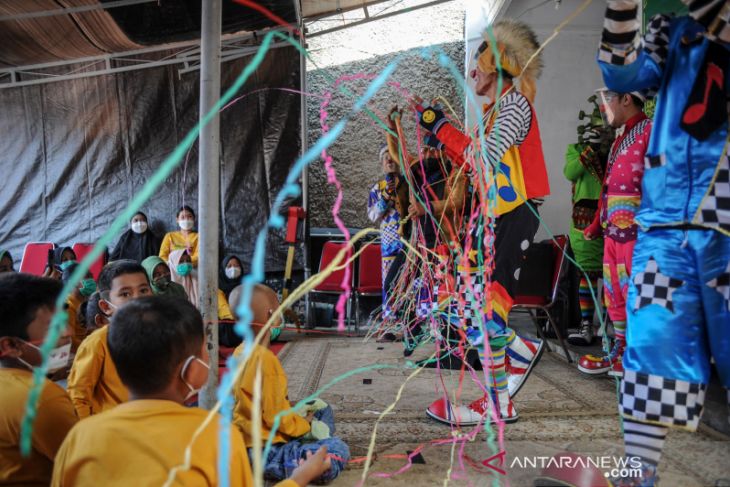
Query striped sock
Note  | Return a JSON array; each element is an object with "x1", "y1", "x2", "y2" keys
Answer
[
  {"x1": 623, "y1": 418, "x2": 668, "y2": 466},
  {"x1": 579, "y1": 276, "x2": 597, "y2": 321}
]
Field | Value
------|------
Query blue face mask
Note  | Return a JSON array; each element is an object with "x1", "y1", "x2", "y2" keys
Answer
[
  {"x1": 59, "y1": 260, "x2": 76, "y2": 271},
  {"x1": 177, "y1": 263, "x2": 193, "y2": 277}
]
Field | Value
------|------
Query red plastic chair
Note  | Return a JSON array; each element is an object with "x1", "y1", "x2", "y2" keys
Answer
[
  {"x1": 19, "y1": 242, "x2": 55, "y2": 276},
  {"x1": 72, "y1": 243, "x2": 108, "y2": 282},
  {"x1": 309, "y1": 241, "x2": 353, "y2": 327},
  {"x1": 512, "y1": 235, "x2": 572, "y2": 362},
  {"x1": 354, "y1": 242, "x2": 383, "y2": 326}
]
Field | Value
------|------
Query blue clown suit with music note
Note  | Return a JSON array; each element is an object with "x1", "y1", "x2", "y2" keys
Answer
[{"x1": 599, "y1": 11, "x2": 730, "y2": 431}]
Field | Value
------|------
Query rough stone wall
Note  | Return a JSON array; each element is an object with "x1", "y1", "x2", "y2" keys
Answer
[{"x1": 306, "y1": 2, "x2": 465, "y2": 229}]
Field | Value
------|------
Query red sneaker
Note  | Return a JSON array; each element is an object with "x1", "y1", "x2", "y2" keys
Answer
[
  {"x1": 577, "y1": 354, "x2": 612, "y2": 375},
  {"x1": 578, "y1": 340, "x2": 624, "y2": 376},
  {"x1": 608, "y1": 355, "x2": 624, "y2": 377},
  {"x1": 425, "y1": 396, "x2": 482, "y2": 426}
]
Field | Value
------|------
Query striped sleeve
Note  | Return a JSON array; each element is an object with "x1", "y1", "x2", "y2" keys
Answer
[
  {"x1": 598, "y1": 1, "x2": 642, "y2": 65},
  {"x1": 482, "y1": 91, "x2": 532, "y2": 169}
]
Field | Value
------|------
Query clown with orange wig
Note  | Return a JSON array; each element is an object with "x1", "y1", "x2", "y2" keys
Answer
[{"x1": 414, "y1": 20, "x2": 551, "y2": 427}]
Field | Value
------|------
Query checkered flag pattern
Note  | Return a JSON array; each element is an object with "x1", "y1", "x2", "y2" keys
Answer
[
  {"x1": 454, "y1": 270, "x2": 485, "y2": 321},
  {"x1": 599, "y1": 1, "x2": 641, "y2": 66},
  {"x1": 621, "y1": 369, "x2": 707, "y2": 430},
  {"x1": 644, "y1": 14, "x2": 670, "y2": 68},
  {"x1": 633, "y1": 256, "x2": 684, "y2": 313},
  {"x1": 697, "y1": 146, "x2": 730, "y2": 233},
  {"x1": 610, "y1": 119, "x2": 651, "y2": 161},
  {"x1": 706, "y1": 261, "x2": 730, "y2": 312}
]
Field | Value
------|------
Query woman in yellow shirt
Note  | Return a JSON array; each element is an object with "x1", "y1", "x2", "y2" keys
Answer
[{"x1": 159, "y1": 205, "x2": 199, "y2": 266}]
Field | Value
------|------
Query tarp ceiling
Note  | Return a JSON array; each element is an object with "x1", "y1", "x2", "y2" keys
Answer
[{"x1": 0, "y1": 0, "x2": 387, "y2": 68}]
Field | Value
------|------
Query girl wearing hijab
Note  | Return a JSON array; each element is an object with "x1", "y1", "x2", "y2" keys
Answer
[
  {"x1": 0, "y1": 250, "x2": 14, "y2": 273},
  {"x1": 141, "y1": 256, "x2": 187, "y2": 299},
  {"x1": 110, "y1": 212, "x2": 161, "y2": 263},
  {"x1": 167, "y1": 249, "x2": 233, "y2": 321},
  {"x1": 159, "y1": 206, "x2": 199, "y2": 266},
  {"x1": 43, "y1": 247, "x2": 77, "y2": 280},
  {"x1": 219, "y1": 255, "x2": 243, "y2": 299}
]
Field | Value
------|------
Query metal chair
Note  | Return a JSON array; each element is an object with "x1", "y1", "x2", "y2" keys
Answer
[
  {"x1": 512, "y1": 235, "x2": 573, "y2": 362},
  {"x1": 72, "y1": 242, "x2": 108, "y2": 281},
  {"x1": 308, "y1": 241, "x2": 354, "y2": 328},
  {"x1": 19, "y1": 242, "x2": 55, "y2": 276},
  {"x1": 354, "y1": 242, "x2": 383, "y2": 328}
]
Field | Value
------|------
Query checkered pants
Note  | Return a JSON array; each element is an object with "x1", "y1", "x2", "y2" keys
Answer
[{"x1": 622, "y1": 228, "x2": 730, "y2": 430}]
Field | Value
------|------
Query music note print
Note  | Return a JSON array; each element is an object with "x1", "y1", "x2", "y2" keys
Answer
[
  {"x1": 496, "y1": 162, "x2": 518, "y2": 203},
  {"x1": 683, "y1": 61, "x2": 723, "y2": 126}
]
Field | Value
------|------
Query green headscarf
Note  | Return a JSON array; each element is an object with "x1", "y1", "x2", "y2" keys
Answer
[{"x1": 141, "y1": 256, "x2": 187, "y2": 298}]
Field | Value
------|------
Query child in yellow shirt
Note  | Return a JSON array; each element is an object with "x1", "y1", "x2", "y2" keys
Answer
[
  {"x1": 52, "y1": 296, "x2": 330, "y2": 487},
  {"x1": 0, "y1": 273, "x2": 78, "y2": 485},
  {"x1": 60, "y1": 263, "x2": 97, "y2": 353},
  {"x1": 67, "y1": 260, "x2": 153, "y2": 418},
  {"x1": 159, "y1": 205, "x2": 199, "y2": 266},
  {"x1": 233, "y1": 307, "x2": 350, "y2": 483}
]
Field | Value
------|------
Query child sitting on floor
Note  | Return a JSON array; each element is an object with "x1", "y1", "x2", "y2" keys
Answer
[
  {"x1": 52, "y1": 296, "x2": 331, "y2": 487},
  {"x1": 0, "y1": 273, "x2": 78, "y2": 485},
  {"x1": 66, "y1": 260, "x2": 153, "y2": 418},
  {"x1": 232, "y1": 305, "x2": 350, "y2": 483}
]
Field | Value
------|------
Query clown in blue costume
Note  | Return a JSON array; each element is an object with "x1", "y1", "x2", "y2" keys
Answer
[
  {"x1": 367, "y1": 145, "x2": 409, "y2": 317},
  {"x1": 599, "y1": 1, "x2": 730, "y2": 485}
]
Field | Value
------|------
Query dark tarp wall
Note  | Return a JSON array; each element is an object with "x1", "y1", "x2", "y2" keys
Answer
[{"x1": 0, "y1": 45, "x2": 303, "y2": 273}]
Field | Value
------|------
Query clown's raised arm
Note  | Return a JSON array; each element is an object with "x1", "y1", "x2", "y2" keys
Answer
[
  {"x1": 598, "y1": 1, "x2": 670, "y2": 92},
  {"x1": 599, "y1": 0, "x2": 730, "y2": 92},
  {"x1": 413, "y1": 20, "x2": 550, "y2": 216}
]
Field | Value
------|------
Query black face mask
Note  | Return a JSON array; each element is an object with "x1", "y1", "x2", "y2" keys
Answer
[
  {"x1": 420, "y1": 157, "x2": 442, "y2": 177},
  {"x1": 153, "y1": 275, "x2": 171, "y2": 291}
]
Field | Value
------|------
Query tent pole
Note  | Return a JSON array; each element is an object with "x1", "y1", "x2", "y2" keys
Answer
[
  {"x1": 198, "y1": 0, "x2": 222, "y2": 410},
  {"x1": 295, "y1": 1, "x2": 311, "y2": 324}
]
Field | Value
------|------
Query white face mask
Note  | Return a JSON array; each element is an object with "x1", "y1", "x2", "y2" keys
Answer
[
  {"x1": 181, "y1": 355, "x2": 209, "y2": 401},
  {"x1": 131, "y1": 221, "x2": 148, "y2": 234},
  {"x1": 225, "y1": 267, "x2": 241, "y2": 279},
  {"x1": 20, "y1": 341, "x2": 72, "y2": 374},
  {"x1": 178, "y1": 219, "x2": 194, "y2": 231}
]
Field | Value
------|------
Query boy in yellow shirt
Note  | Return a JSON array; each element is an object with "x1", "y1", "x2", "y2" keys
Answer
[
  {"x1": 52, "y1": 296, "x2": 331, "y2": 487},
  {"x1": 67, "y1": 260, "x2": 153, "y2": 418},
  {"x1": 0, "y1": 273, "x2": 78, "y2": 485},
  {"x1": 233, "y1": 310, "x2": 350, "y2": 483}
]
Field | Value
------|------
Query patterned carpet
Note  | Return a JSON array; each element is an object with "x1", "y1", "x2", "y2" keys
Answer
[{"x1": 277, "y1": 335, "x2": 730, "y2": 486}]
